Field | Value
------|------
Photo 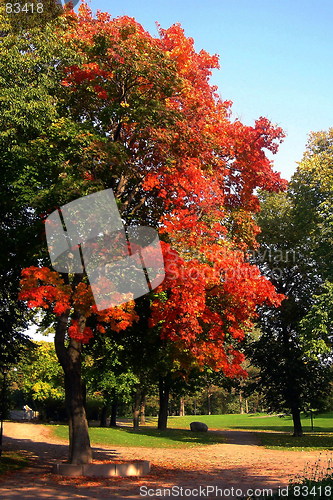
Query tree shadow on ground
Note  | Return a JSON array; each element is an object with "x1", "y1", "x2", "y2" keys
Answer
[
  {"x1": 0, "y1": 442, "x2": 284, "y2": 500},
  {"x1": 3, "y1": 435, "x2": 121, "y2": 466}
]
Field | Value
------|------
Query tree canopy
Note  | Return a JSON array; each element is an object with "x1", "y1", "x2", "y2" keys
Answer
[
  {"x1": 248, "y1": 129, "x2": 333, "y2": 436},
  {"x1": 2, "y1": 3, "x2": 287, "y2": 462}
]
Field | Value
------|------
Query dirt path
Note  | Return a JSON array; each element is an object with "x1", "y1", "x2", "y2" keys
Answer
[{"x1": 0, "y1": 422, "x2": 332, "y2": 499}]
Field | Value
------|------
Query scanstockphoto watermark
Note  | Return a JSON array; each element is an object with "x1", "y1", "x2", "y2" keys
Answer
[
  {"x1": 139, "y1": 485, "x2": 271, "y2": 497},
  {"x1": 139, "y1": 485, "x2": 274, "y2": 497},
  {"x1": 139, "y1": 484, "x2": 333, "y2": 497},
  {"x1": 164, "y1": 246, "x2": 296, "y2": 284},
  {"x1": 45, "y1": 188, "x2": 165, "y2": 311},
  {"x1": 247, "y1": 248, "x2": 297, "y2": 265},
  {"x1": 165, "y1": 260, "x2": 288, "y2": 284}
]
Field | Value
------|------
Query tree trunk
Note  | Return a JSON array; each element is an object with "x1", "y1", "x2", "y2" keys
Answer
[
  {"x1": 64, "y1": 369, "x2": 92, "y2": 464},
  {"x1": 292, "y1": 407, "x2": 303, "y2": 437},
  {"x1": 179, "y1": 397, "x2": 185, "y2": 416},
  {"x1": 110, "y1": 397, "x2": 118, "y2": 427},
  {"x1": 158, "y1": 377, "x2": 170, "y2": 430},
  {"x1": 100, "y1": 404, "x2": 108, "y2": 427},
  {"x1": 54, "y1": 311, "x2": 92, "y2": 465},
  {"x1": 140, "y1": 395, "x2": 146, "y2": 425},
  {"x1": 207, "y1": 386, "x2": 211, "y2": 415},
  {"x1": 281, "y1": 326, "x2": 303, "y2": 438},
  {"x1": 239, "y1": 391, "x2": 244, "y2": 414},
  {"x1": 132, "y1": 388, "x2": 142, "y2": 430}
]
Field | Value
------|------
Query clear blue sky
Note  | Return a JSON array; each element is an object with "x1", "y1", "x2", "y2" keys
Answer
[{"x1": 80, "y1": 0, "x2": 333, "y2": 180}]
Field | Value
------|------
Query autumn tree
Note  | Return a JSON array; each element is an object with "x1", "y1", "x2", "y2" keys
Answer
[{"x1": 9, "y1": 3, "x2": 287, "y2": 462}]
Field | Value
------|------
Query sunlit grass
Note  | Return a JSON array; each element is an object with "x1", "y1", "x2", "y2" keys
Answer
[
  {"x1": 52, "y1": 424, "x2": 225, "y2": 448},
  {"x1": 165, "y1": 412, "x2": 333, "y2": 433},
  {"x1": 51, "y1": 412, "x2": 333, "y2": 451},
  {"x1": 259, "y1": 432, "x2": 333, "y2": 451}
]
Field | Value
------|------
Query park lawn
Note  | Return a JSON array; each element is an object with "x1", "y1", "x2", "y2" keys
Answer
[
  {"x1": 165, "y1": 413, "x2": 333, "y2": 451},
  {"x1": 52, "y1": 413, "x2": 333, "y2": 451},
  {"x1": 258, "y1": 432, "x2": 333, "y2": 451},
  {"x1": 165, "y1": 412, "x2": 333, "y2": 433},
  {"x1": 52, "y1": 425, "x2": 225, "y2": 448},
  {"x1": 0, "y1": 451, "x2": 29, "y2": 475}
]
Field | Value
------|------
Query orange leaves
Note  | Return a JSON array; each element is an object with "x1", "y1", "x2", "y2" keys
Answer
[
  {"x1": 61, "y1": 63, "x2": 109, "y2": 99},
  {"x1": 150, "y1": 243, "x2": 223, "y2": 369},
  {"x1": 61, "y1": 4, "x2": 161, "y2": 94},
  {"x1": 148, "y1": 240, "x2": 284, "y2": 373},
  {"x1": 93, "y1": 86, "x2": 108, "y2": 100},
  {"x1": 19, "y1": 266, "x2": 139, "y2": 343},
  {"x1": 142, "y1": 173, "x2": 160, "y2": 191},
  {"x1": 158, "y1": 23, "x2": 219, "y2": 83},
  {"x1": 19, "y1": 267, "x2": 71, "y2": 315},
  {"x1": 58, "y1": 4, "x2": 286, "y2": 244},
  {"x1": 68, "y1": 320, "x2": 93, "y2": 343},
  {"x1": 72, "y1": 282, "x2": 94, "y2": 317},
  {"x1": 95, "y1": 300, "x2": 139, "y2": 333}
]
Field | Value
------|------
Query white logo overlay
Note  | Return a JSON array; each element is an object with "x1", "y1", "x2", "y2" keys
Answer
[{"x1": 45, "y1": 189, "x2": 165, "y2": 310}]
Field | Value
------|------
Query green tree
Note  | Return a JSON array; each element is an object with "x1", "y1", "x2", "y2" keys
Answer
[
  {"x1": 0, "y1": 3, "x2": 40, "y2": 369},
  {"x1": 291, "y1": 129, "x2": 333, "y2": 356},
  {"x1": 11, "y1": 341, "x2": 65, "y2": 419},
  {"x1": 290, "y1": 129, "x2": 333, "y2": 282},
  {"x1": 83, "y1": 333, "x2": 139, "y2": 428},
  {"x1": 248, "y1": 129, "x2": 333, "y2": 435},
  {"x1": 300, "y1": 282, "x2": 333, "y2": 357},
  {"x1": 0, "y1": 9, "x2": 90, "y2": 462}
]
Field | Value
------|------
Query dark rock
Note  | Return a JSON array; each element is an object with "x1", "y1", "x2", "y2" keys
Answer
[{"x1": 190, "y1": 421, "x2": 208, "y2": 432}]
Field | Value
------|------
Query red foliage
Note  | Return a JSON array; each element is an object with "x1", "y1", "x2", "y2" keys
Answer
[
  {"x1": 19, "y1": 4, "x2": 286, "y2": 371},
  {"x1": 68, "y1": 320, "x2": 93, "y2": 343},
  {"x1": 19, "y1": 268, "x2": 139, "y2": 344},
  {"x1": 148, "y1": 242, "x2": 283, "y2": 374},
  {"x1": 19, "y1": 267, "x2": 71, "y2": 315}
]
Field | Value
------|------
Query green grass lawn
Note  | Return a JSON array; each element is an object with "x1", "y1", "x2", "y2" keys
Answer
[
  {"x1": 259, "y1": 432, "x2": 333, "y2": 451},
  {"x1": 166, "y1": 413, "x2": 333, "y2": 451},
  {"x1": 166, "y1": 412, "x2": 333, "y2": 433},
  {"x1": 0, "y1": 451, "x2": 29, "y2": 475},
  {"x1": 51, "y1": 413, "x2": 333, "y2": 451},
  {"x1": 52, "y1": 424, "x2": 225, "y2": 448}
]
